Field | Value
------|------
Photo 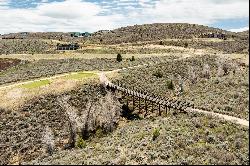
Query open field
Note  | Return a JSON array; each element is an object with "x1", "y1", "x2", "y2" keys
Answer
[
  {"x1": 0, "y1": 71, "x2": 98, "y2": 110},
  {"x1": 19, "y1": 79, "x2": 51, "y2": 89}
]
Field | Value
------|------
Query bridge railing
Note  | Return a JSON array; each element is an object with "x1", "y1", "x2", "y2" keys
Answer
[{"x1": 106, "y1": 82, "x2": 194, "y2": 115}]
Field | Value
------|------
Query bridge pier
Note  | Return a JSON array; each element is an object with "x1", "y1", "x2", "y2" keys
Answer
[
  {"x1": 139, "y1": 97, "x2": 141, "y2": 113},
  {"x1": 126, "y1": 95, "x2": 129, "y2": 107},
  {"x1": 145, "y1": 99, "x2": 148, "y2": 117},
  {"x1": 132, "y1": 88, "x2": 135, "y2": 111},
  {"x1": 105, "y1": 82, "x2": 192, "y2": 118},
  {"x1": 159, "y1": 104, "x2": 161, "y2": 116}
]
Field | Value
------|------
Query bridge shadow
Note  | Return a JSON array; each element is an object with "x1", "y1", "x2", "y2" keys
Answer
[{"x1": 121, "y1": 105, "x2": 142, "y2": 120}]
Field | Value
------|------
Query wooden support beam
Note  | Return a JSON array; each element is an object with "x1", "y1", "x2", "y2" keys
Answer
[
  {"x1": 151, "y1": 101, "x2": 154, "y2": 112},
  {"x1": 106, "y1": 82, "x2": 193, "y2": 117},
  {"x1": 159, "y1": 104, "x2": 161, "y2": 116},
  {"x1": 139, "y1": 97, "x2": 141, "y2": 113},
  {"x1": 126, "y1": 94, "x2": 129, "y2": 107},
  {"x1": 132, "y1": 88, "x2": 135, "y2": 111},
  {"x1": 136, "y1": 92, "x2": 140, "y2": 98}
]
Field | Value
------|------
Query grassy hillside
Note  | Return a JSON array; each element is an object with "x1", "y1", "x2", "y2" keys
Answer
[
  {"x1": 26, "y1": 112, "x2": 249, "y2": 165},
  {"x1": 0, "y1": 23, "x2": 248, "y2": 54},
  {"x1": 113, "y1": 55, "x2": 249, "y2": 120},
  {"x1": 89, "y1": 23, "x2": 240, "y2": 44}
]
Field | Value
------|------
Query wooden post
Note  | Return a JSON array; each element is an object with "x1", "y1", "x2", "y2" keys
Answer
[
  {"x1": 165, "y1": 106, "x2": 168, "y2": 114},
  {"x1": 145, "y1": 99, "x2": 147, "y2": 117},
  {"x1": 139, "y1": 97, "x2": 141, "y2": 113},
  {"x1": 159, "y1": 104, "x2": 161, "y2": 116},
  {"x1": 132, "y1": 87, "x2": 135, "y2": 111},
  {"x1": 151, "y1": 101, "x2": 154, "y2": 113},
  {"x1": 126, "y1": 93, "x2": 129, "y2": 107}
]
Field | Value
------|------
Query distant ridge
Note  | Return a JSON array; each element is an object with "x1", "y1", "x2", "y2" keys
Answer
[
  {"x1": 89, "y1": 23, "x2": 245, "y2": 44},
  {"x1": 0, "y1": 23, "x2": 243, "y2": 42}
]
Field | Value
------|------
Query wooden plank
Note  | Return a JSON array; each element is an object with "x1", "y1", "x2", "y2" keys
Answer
[
  {"x1": 160, "y1": 100, "x2": 165, "y2": 105},
  {"x1": 170, "y1": 102, "x2": 175, "y2": 108},
  {"x1": 149, "y1": 96, "x2": 154, "y2": 101},
  {"x1": 152, "y1": 97, "x2": 157, "y2": 102},
  {"x1": 165, "y1": 101, "x2": 170, "y2": 107},
  {"x1": 156, "y1": 98, "x2": 161, "y2": 104}
]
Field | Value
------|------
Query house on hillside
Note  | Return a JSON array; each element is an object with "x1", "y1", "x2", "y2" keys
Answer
[
  {"x1": 20, "y1": 32, "x2": 29, "y2": 38},
  {"x1": 71, "y1": 32, "x2": 81, "y2": 37},
  {"x1": 20, "y1": 32, "x2": 28, "y2": 35},
  {"x1": 201, "y1": 32, "x2": 226, "y2": 40},
  {"x1": 56, "y1": 43, "x2": 80, "y2": 50},
  {"x1": 71, "y1": 32, "x2": 91, "y2": 37},
  {"x1": 82, "y1": 32, "x2": 91, "y2": 37}
]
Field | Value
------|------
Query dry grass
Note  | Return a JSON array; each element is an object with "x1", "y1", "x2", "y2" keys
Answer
[
  {"x1": 0, "y1": 53, "x2": 177, "y2": 61},
  {"x1": 26, "y1": 113, "x2": 249, "y2": 165},
  {"x1": 0, "y1": 42, "x2": 220, "y2": 61},
  {"x1": 0, "y1": 71, "x2": 98, "y2": 110}
]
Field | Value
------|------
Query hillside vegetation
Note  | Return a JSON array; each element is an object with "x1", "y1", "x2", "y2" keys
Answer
[
  {"x1": 90, "y1": 23, "x2": 244, "y2": 44},
  {"x1": 1, "y1": 23, "x2": 248, "y2": 54},
  {"x1": 0, "y1": 23, "x2": 248, "y2": 165}
]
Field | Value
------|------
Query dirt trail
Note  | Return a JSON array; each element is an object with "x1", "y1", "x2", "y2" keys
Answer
[
  {"x1": 0, "y1": 63, "x2": 150, "y2": 90},
  {"x1": 187, "y1": 108, "x2": 249, "y2": 127}
]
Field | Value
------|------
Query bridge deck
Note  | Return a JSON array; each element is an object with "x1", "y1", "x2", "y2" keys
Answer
[{"x1": 106, "y1": 82, "x2": 194, "y2": 113}]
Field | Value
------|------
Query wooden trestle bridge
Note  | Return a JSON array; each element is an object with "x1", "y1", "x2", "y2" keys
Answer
[{"x1": 106, "y1": 81, "x2": 195, "y2": 117}]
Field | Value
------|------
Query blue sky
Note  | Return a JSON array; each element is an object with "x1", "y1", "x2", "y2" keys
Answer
[{"x1": 0, "y1": 0, "x2": 249, "y2": 34}]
